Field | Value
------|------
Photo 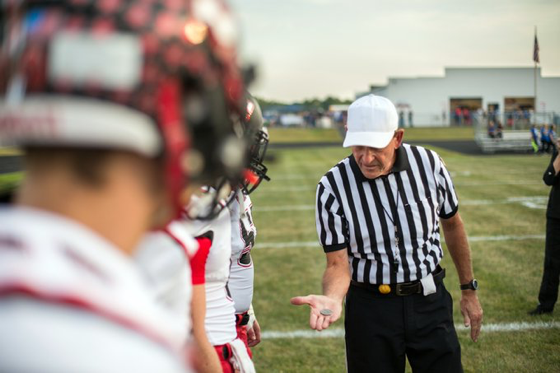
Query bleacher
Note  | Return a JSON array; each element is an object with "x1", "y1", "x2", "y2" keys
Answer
[{"x1": 474, "y1": 130, "x2": 532, "y2": 154}]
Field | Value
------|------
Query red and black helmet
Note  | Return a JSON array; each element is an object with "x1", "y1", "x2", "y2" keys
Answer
[
  {"x1": 0, "y1": 0, "x2": 247, "y2": 216},
  {"x1": 242, "y1": 94, "x2": 269, "y2": 194}
]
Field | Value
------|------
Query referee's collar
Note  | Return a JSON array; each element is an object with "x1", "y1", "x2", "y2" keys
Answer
[{"x1": 349, "y1": 145, "x2": 410, "y2": 182}]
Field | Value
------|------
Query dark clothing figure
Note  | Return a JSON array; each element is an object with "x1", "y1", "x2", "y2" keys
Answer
[
  {"x1": 531, "y1": 148, "x2": 560, "y2": 315},
  {"x1": 496, "y1": 121, "x2": 503, "y2": 138},
  {"x1": 541, "y1": 126, "x2": 553, "y2": 153},
  {"x1": 487, "y1": 121, "x2": 497, "y2": 138}
]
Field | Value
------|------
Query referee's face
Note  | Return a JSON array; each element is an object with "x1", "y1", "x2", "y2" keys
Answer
[{"x1": 352, "y1": 130, "x2": 404, "y2": 179}]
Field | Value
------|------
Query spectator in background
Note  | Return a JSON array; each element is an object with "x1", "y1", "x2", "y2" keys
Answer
[
  {"x1": 550, "y1": 125, "x2": 557, "y2": 144},
  {"x1": 476, "y1": 108, "x2": 484, "y2": 124},
  {"x1": 488, "y1": 120, "x2": 497, "y2": 138},
  {"x1": 507, "y1": 112, "x2": 514, "y2": 128},
  {"x1": 496, "y1": 120, "x2": 504, "y2": 139},
  {"x1": 531, "y1": 124, "x2": 541, "y2": 153},
  {"x1": 408, "y1": 110, "x2": 414, "y2": 127},
  {"x1": 541, "y1": 124, "x2": 553, "y2": 153},
  {"x1": 399, "y1": 111, "x2": 405, "y2": 128},
  {"x1": 463, "y1": 107, "x2": 471, "y2": 126},
  {"x1": 455, "y1": 107, "x2": 462, "y2": 125},
  {"x1": 529, "y1": 138, "x2": 560, "y2": 316}
]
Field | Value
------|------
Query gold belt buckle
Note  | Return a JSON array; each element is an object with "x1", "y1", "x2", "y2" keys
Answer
[{"x1": 378, "y1": 284, "x2": 391, "y2": 294}]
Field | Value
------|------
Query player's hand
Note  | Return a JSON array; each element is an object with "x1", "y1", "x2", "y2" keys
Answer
[
  {"x1": 290, "y1": 295, "x2": 342, "y2": 331},
  {"x1": 247, "y1": 318, "x2": 261, "y2": 347},
  {"x1": 460, "y1": 291, "x2": 483, "y2": 342}
]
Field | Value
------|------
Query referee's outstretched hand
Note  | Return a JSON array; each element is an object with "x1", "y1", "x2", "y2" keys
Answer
[{"x1": 290, "y1": 295, "x2": 342, "y2": 331}]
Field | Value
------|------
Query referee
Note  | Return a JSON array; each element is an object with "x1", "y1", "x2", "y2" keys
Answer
[{"x1": 292, "y1": 94, "x2": 483, "y2": 373}]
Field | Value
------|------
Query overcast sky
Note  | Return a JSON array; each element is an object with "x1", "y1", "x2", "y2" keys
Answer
[{"x1": 229, "y1": 0, "x2": 560, "y2": 102}]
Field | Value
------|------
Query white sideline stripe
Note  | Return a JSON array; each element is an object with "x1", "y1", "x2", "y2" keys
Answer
[
  {"x1": 261, "y1": 321, "x2": 560, "y2": 339},
  {"x1": 257, "y1": 234, "x2": 545, "y2": 249},
  {"x1": 257, "y1": 205, "x2": 314, "y2": 212},
  {"x1": 254, "y1": 196, "x2": 548, "y2": 212},
  {"x1": 468, "y1": 234, "x2": 545, "y2": 242}
]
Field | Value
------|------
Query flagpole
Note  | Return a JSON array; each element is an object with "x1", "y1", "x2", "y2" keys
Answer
[{"x1": 534, "y1": 26, "x2": 538, "y2": 125}]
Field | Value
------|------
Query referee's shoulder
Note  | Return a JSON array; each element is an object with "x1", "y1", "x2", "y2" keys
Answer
[
  {"x1": 401, "y1": 142, "x2": 438, "y2": 157},
  {"x1": 318, "y1": 155, "x2": 352, "y2": 186},
  {"x1": 401, "y1": 143, "x2": 444, "y2": 170}
]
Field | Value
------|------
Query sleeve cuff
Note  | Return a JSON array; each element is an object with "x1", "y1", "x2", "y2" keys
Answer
[
  {"x1": 322, "y1": 243, "x2": 347, "y2": 253},
  {"x1": 543, "y1": 165, "x2": 560, "y2": 186},
  {"x1": 439, "y1": 204, "x2": 459, "y2": 219}
]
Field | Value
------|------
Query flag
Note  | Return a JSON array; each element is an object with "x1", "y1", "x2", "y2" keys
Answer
[{"x1": 533, "y1": 32, "x2": 540, "y2": 63}]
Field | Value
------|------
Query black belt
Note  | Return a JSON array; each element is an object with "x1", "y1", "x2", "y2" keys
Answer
[{"x1": 350, "y1": 266, "x2": 446, "y2": 296}]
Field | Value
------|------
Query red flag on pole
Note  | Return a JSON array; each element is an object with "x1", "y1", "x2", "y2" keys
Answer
[{"x1": 533, "y1": 32, "x2": 540, "y2": 63}]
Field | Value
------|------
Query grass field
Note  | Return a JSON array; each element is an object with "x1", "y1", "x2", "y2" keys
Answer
[
  {"x1": 249, "y1": 143, "x2": 559, "y2": 372},
  {"x1": 267, "y1": 126, "x2": 475, "y2": 143},
  {"x1": 1, "y1": 129, "x2": 557, "y2": 372},
  {"x1": 0, "y1": 172, "x2": 22, "y2": 194}
]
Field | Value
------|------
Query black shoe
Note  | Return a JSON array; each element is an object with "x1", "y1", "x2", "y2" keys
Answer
[{"x1": 528, "y1": 306, "x2": 553, "y2": 316}]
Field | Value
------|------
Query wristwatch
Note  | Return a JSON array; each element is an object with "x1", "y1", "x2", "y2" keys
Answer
[{"x1": 460, "y1": 279, "x2": 478, "y2": 291}]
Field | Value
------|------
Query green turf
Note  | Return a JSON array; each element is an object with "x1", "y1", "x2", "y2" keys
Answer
[
  {"x1": 249, "y1": 144, "x2": 558, "y2": 372},
  {"x1": 0, "y1": 172, "x2": 22, "y2": 193},
  {"x1": 0, "y1": 147, "x2": 22, "y2": 156},
  {"x1": 268, "y1": 126, "x2": 475, "y2": 143}
]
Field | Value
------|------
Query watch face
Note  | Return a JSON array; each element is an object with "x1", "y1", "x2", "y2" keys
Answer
[{"x1": 472, "y1": 279, "x2": 478, "y2": 290}]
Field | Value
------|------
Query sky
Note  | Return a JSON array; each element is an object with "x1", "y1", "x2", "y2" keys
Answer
[{"x1": 229, "y1": 0, "x2": 560, "y2": 102}]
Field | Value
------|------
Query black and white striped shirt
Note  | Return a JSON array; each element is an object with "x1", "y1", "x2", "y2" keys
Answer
[{"x1": 315, "y1": 143, "x2": 458, "y2": 285}]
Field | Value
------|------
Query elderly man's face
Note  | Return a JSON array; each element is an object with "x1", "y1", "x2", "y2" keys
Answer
[{"x1": 352, "y1": 130, "x2": 404, "y2": 179}]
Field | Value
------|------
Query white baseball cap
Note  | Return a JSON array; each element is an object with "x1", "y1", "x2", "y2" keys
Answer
[{"x1": 343, "y1": 94, "x2": 398, "y2": 149}]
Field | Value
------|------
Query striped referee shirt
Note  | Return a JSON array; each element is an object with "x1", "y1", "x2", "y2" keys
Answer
[{"x1": 315, "y1": 143, "x2": 458, "y2": 285}]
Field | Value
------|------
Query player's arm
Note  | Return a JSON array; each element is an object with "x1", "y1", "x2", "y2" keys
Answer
[
  {"x1": 246, "y1": 304, "x2": 260, "y2": 347},
  {"x1": 440, "y1": 212, "x2": 483, "y2": 342},
  {"x1": 291, "y1": 248, "x2": 350, "y2": 331},
  {"x1": 189, "y1": 235, "x2": 220, "y2": 373},
  {"x1": 191, "y1": 284, "x2": 222, "y2": 373}
]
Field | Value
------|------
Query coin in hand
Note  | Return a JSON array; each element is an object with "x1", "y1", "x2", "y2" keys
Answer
[{"x1": 320, "y1": 309, "x2": 333, "y2": 316}]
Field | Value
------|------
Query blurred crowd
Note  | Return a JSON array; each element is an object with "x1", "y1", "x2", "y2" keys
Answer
[{"x1": 531, "y1": 124, "x2": 558, "y2": 153}]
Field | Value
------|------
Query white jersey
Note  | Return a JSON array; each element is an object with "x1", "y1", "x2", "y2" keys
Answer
[
  {"x1": 228, "y1": 193, "x2": 256, "y2": 314},
  {"x1": 0, "y1": 206, "x2": 189, "y2": 373},
  {"x1": 135, "y1": 221, "x2": 198, "y2": 344},
  {"x1": 182, "y1": 195, "x2": 237, "y2": 346}
]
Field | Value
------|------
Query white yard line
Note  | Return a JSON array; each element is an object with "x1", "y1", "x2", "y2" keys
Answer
[
  {"x1": 261, "y1": 321, "x2": 560, "y2": 339},
  {"x1": 468, "y1": 234, "x2": 545, "y2": 242},
  {"x1": 257, "y1": 234, "x2": 545, "y2": 249},
  {"x1": 256, "y1": 205, "x2": 314, "y2": 212}
]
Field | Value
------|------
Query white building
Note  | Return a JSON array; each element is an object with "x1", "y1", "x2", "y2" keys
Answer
[{"x1": 361, "y1": 67, "x2": 560, "y2": 127}]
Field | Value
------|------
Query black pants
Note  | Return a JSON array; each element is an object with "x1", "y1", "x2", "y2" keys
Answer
[
  {"x1": 345, "y1": 282, "x2": 462, "y2": 373},
  {"x1": 538, "y1": 217, "x2": 560, "y2": 311}
]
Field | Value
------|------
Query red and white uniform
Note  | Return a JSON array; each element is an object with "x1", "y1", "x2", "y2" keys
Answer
[
  {"x1": 135, "y1": 221, "x2": 200, "y2": 344},
  {"x1": 184, "y1": 199, "x2": 236, "y2": 342},
  {"x1": 228, "y1": 193, "x2": 258, "y2": 354},
  {"x1": 184, "y1": 194, "x2": 255, "y2": 373},
  {"x1": 229, "y1": 193, "x2": 256, "y2": 315},
  {"x1": 0, "y1": 207, "x2": 189, "y2": 373}
]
